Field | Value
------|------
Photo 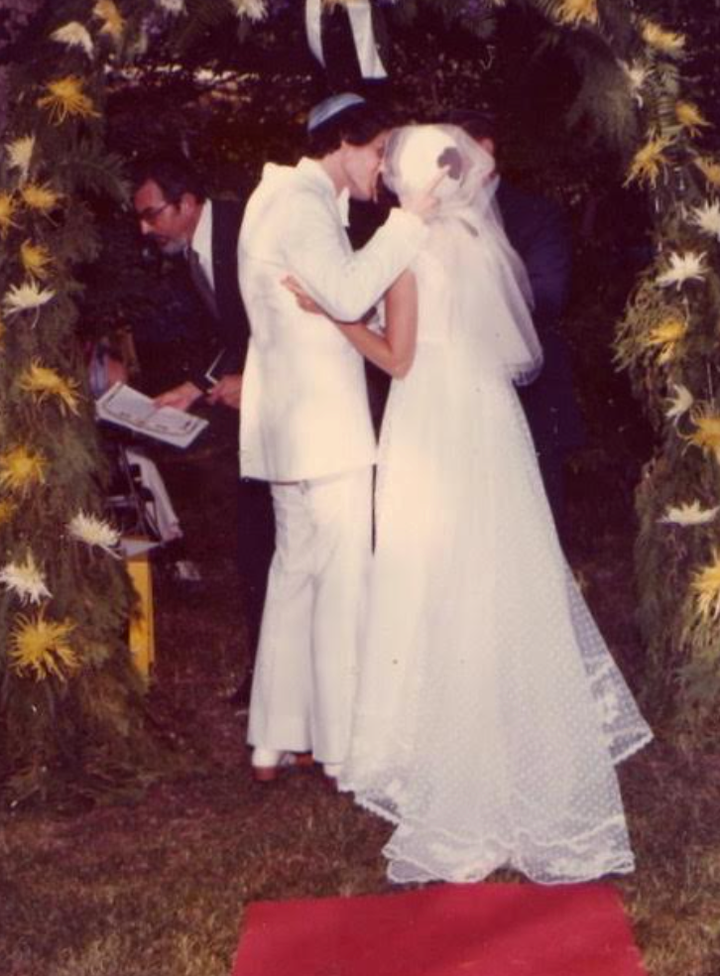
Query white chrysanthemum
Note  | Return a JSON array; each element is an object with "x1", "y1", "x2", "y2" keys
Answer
[
  {"x1": 2, "y1": 281, "x2": 56, "y2": 316},
  {"x1": 0, "y1": 552, "x2": 52, "y2": 605},
  {"x1": 665, "y1": 383, "x2": 694, "y2": 422},
  {"x1": 660, "y1": 501, "x2": 720, "y2": 526},
  {"x1": 656, "y1": 251, "x2": 708, "y2": 289},
  {"x1": 230, "y1": 0, "x2": 267, "y2": 21},
  {"x1": 68, "y1": 511, "x2": 120, "y2": 552},
  {"x1": 6, "y1": 135, "x2": 35, "y2": 182},
  {"x1": 621, "y1": 60, "x2": 649, "y2": 99},
  {"x1": 690, "y1": 200, "x2": 720, "y2": 240},
  {"x1": 51, "y1": 22, "x2": 94, "y2": 57},
  {"x1": 156, "y1": 0, "x2": 186, "y2": 13}
]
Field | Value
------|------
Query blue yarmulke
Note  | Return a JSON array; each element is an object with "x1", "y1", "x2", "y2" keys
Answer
[{"x1": 307, "y1": 92, "x2": 367, "y2": 133}]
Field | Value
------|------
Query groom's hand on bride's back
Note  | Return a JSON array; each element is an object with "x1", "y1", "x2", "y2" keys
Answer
[{"x1": 399, "y1": 166, "x2": 450, "y2": 222}]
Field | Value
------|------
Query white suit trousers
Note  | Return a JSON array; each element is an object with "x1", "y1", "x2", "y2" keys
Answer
[{"x1": 247, "y1": 467, "x2": 372, "y2": 765}]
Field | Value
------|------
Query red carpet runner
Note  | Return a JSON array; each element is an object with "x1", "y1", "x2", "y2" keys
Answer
[{"x1": 232, "y1": 882, "x2": 647, "y2": 975}]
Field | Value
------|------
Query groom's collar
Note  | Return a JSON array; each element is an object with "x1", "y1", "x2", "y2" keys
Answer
[{"x1": 297, "y1": 157, "x2": 350, "y2": 227}]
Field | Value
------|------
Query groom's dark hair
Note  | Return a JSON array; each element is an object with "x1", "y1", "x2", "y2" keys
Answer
[{"x1": 306, "y1": 103, "x2": 394, "y2": 159}]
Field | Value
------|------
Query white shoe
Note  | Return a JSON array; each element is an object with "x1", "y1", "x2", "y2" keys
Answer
[{"x1": 251, "y1": 747, "x2": 283, "y2": 782}]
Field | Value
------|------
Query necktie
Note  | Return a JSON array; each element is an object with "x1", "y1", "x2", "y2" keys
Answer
[{"x1": 186, "y1": 247, "x2": 219, "y2": 320}]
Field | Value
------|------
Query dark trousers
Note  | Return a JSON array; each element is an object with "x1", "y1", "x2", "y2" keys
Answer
[{"x1": 237, "y1": 478, "x2": 275, "y2": 668}]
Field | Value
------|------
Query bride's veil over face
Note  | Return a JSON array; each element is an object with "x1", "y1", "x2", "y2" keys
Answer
[{"x1": 382, "y1": 124, "x2": 544, "y2": 385}]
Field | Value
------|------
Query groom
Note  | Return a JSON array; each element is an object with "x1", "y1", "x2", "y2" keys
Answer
[{"x1": 240, "y1": 94, "x2": 434, "y2": 782}]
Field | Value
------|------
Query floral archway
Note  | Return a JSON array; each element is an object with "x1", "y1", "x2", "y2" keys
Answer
[{"x1": 1, "y1": 0, "x2": 718, "y2": 802}]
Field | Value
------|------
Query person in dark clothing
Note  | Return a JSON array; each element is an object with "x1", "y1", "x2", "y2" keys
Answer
[
  {"x1": 132, "y1": 155, "x2": 274, "y2": 707},
  {"x1": 446, "y1": 110, "x2": 585, "y2": 524}
]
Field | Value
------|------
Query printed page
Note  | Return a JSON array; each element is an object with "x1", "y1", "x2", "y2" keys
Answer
[{"x1": 96, "y1": 383, "x2": 208, "y2": 449}]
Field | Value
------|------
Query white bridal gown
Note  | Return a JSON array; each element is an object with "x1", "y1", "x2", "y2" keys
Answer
[{"x1": 338, "y1": 231, "x2": 652, "y2": 886}]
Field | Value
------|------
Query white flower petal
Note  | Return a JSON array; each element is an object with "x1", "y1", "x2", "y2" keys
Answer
[
  {"x1": 2, "y1": 282, "x2": 56, "y2": 316},
  {"x1": 690, "y1": 200, "x2": 720, "y2": 240},
  {"x1": 621, "y1": 60, "x2": 648, "y2": 98},
  {"x1": 656, "y1": 251, "x2": 708, "y2": 289},
  {"x1": 0, "y1": 552, "x2": 52, "y2": 604},
  {"x1": 155, "y1": 0, "x2": 186, "y2": 13},
  {"x1": 68, "y1": 511, "x2": 121, "y2": 552},
  {"x1": 229, "y1": 0, "x2": 267, "y2": 21},
  {"x1": 51, "y1": 22, "x2": 95, "y2": 57},
  {"x1": 6, "y1": 135, "x2": 36, "y2": 182},
  {"x1": 660, "y1": 501, "x2": 720, "y2": 526},
  {"x1": 665, "y1": 383, "x2": 694, "y2": 422}
]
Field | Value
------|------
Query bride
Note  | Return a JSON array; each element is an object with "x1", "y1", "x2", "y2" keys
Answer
[{"x1": 288, "y1": 124, "x2": 652, "y2": 885}]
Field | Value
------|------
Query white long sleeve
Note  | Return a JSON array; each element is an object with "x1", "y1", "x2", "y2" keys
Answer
[
  {"x1": 240, "y1": 158, "x2": 427, "y2": 324},
  {"x1": 282, "y1": 191, "x2": 426, "y2": 322}
]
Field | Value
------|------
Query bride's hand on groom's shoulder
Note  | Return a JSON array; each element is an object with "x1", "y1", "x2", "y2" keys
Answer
[{"x1": 282, "y1": 275, "x2": 325, "y2": 316}]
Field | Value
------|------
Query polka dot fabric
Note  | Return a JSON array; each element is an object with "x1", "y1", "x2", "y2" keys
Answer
[{"x1": 339, "y1": 249, "x2": 651, "y2": 886}]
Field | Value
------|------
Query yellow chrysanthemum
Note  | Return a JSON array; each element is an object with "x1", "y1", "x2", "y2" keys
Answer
[
  {"x1": 625, "y1": 136, "x2": 673, "y2": 188},
  {"x1": 37, "y1": 76, "x2": 100, "y2": 124},
  {"x1": 8, "y1": 611, "x2": 78, "y2": 682},
  {"x1": 556, "y1": 0, "x2": 598, "y2": 27},
  {"x1": 641, "y1": 20, "x2": 686, "y2": 56},
  {"x1": 19, "y1": 362, "x2": 80, "y2": 415},
  {"x1": 0, "y1": 192, "x2": 20, "y2": 237},
  {"x1": 691, "y1": 549, "x2": 720, "y2": 621},
  {"x1": 20, "y1": 240, "x2": 53, "y2": 280},
  {"x1": 695, "y1": 156, "x2": 720, "y2": 187},
  {"x1": 0, "y1": 497, "x2": 17, "y2": 527},
  {"x1": 93, "y1": 0, "x2": 125, "y2": 39},
  {"x1": 644, "y1": 317, "x2": 688, "y2": 363},
  {"x1": 6, "y1": 135, "x2": 35, "y2": 183},
  {"x1": 0, "y1": 446, "x2": 48, "y2": 495},
  {"x1": 687, "y1": 406, "x2": 720, "y2": 462},
  {"x1": 21, "y1": 181, "x2": 62, "y2": 214},
  {"x1": 676, "y1": 101, "x2": 711, "y2": 137}
]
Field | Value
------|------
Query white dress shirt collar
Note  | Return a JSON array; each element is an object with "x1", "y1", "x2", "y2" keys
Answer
[
  {"x1": 305, "y1": 0, "x2": 388, "y2": 80},
  {"x1": 190, "y1": 200, "x2": 215, "y2": 286}
]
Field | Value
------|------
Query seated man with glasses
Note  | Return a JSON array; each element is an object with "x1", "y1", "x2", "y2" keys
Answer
[
  {"x1": 132, "y1": 154, "x2": 247, "y2": 413},
  {"x1": 132, "y1": 153, "x2": 274, "y2": 710}
]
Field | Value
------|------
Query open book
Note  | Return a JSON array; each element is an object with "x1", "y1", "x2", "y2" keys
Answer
[{"x1": 96, "y1": 382, "x2": 208, "y2": 449}]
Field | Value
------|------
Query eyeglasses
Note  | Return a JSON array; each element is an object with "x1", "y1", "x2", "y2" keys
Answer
[{"x1": 136, "y1": 201, "x2": 174, "y2": 224}]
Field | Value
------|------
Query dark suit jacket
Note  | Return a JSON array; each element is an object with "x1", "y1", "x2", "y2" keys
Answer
[
  {"x1": 188, "y1": 198, "x2": 250, "y2": 393},
  {"x1": 311, "y1": 0, "x2": 391, "y2": 93},
  {"x1": 496, "y1": 180, "x2": 585, "y2": 453}
]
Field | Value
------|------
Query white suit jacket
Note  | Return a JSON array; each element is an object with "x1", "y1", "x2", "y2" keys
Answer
[{"x1": 239, "y1": 158, "x2": 426, "y2": 483}]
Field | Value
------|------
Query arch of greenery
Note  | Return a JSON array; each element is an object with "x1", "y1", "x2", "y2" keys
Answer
[{"x1": 1, "y1": 0, "x2": 719, "y2": 802}]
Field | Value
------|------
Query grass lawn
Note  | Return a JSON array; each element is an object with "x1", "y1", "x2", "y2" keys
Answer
[{"x1": 2, "y1": 431, "x2": 719, "y2": 976}]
